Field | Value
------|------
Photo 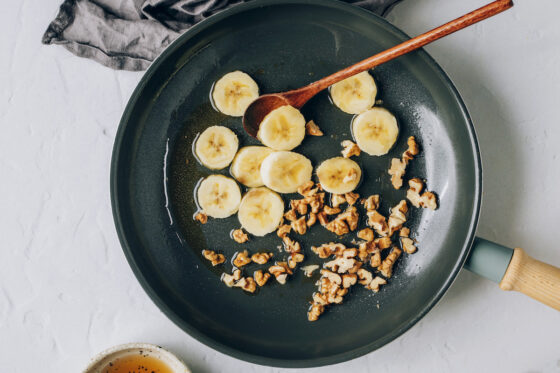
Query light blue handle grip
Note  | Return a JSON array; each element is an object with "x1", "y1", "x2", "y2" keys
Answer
[{"x1": 465, "y1": 237, "x2": 514, "y2": 283}]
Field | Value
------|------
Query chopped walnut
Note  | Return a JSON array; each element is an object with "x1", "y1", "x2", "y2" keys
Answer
[
  {"x1": 276, "y1": 224, "x2": 292, "y2": 238},
  {"x1": 378, "y1": 247, "x2": 402, "y2": 278},
  {"x1": 358, "y1": 242, "x2": 371, "y2": 261},
  {"x1": 388, "y1": 158, "x2": 406, "y2": 189},
  {"x1": 361, "y1": 195, "x2": 380, "y2": 211},
  {"x1": 254, "y1": 270, "x2": 271, "y2": 286},
  {"x1": 325, "y1": 256, "x2": 357, "y2": 274},
  {"x1": 323, "y1": 205, "x2": 341, "y2": 215},
  {"x1": 251, "y1": 252, "x2": 274, "y2": 265},
  {"x1": 407, "y1": 178, "x2": 438, "y2": 210},
  {"x1": 312, "y1": 292, "x2": 329, "y2": 306},
  {"x1": 232, "y1": 250, "x2": 252, "y2": 267},
  {"x1": 232, "y1": 228, "x2": 249, "y2": 243},
  {"x1": 403, "y1": 136, "x2": 420, "y2": 162},
  {"x1": 388, "y1": 200, "x2": 408, "y2": 236},
  {"x1": 370, "y1": 251, "x2": 382, "y2": 268},
  {"x1": 238, "y1": 277, "x2": 257, "y2": 293},
  {"x1": 344, "y1": 192, "x2": 359, "y2": 206},
  {"x1": 367, "y1": 210, "x2": 389, "y2": 236},
  {"x1": 338, "y1": 206, "x2": 359, "y2": 231},
  {"x1": 325, "y1": 218, "x2": 349, "y2": 235},
  {"x1": 308, "y1": 304, "x2": 325, "y2": 321},
  {"x1": 306, "y1": 120, "x2": 324, "y2": 136},
  {"x1": 202, "y1": 250, "x2": 225, "y2": 266},
  {"x1": 288, "y1": 252, "x2": 305, "y2": 269},
  {"x1": 301, "y1": 265, "x2": 320, "y2": 277},
  {"x1": 269, "y1": 263, "x2": 290, "y2": 284},
  {"x1": 317, "y1": 211, "x2": 329, "y2": 226},
  {"x1": 311, "y1": 242, "x2": 345, "y2": 258},
  {"x1": 343, "y1": 168, "x2": 358, "y2": 184},
  {"x1": 291, "y1": 216, "x2": 307, "y2": 235},
  {"x1": 401, "y1": 237, "x2": 417, "y2": 254},
  {"x1": 357, "y1": 228, "x2": 374, "y2": 242},
  {"x1": 221, "y1": 271, "x2": 238, "y2": 287},
  {"x1": 195, "y1": 212, "x2": 208, "y2": 224},
  {"x1": 368, "y1": 276, "x2": 387, "y2": 292},
  {"x1": 321, "y1": 269, "x2": 342, "y2": 285},
  {"x1": 357, "y1": 268, "x2": 373, "y2": 286},
  {"x1": 307, "y1": 212, "x2": 317, "y2": 227},
  {"x1": 375, "y1": 236, "x2": 393, "y2": 250},
  {"x1": 297, "y1": 180, "x2": 318, "y2": 197},
  {"x1": 284, "y1": 209, "x2": 298, "y2": 222},
  {"x1": 342, "y1": 273, "x2": 358, "y2": 288},
  {"x1": 291, "y1": 199, "x2": 308, "y2": 215},
  {"x1": 331, "y1": 194, "x2": 346, "y2": 208},
  {"x1": 342, "y1": 248, "x2": 358, "y2": 258},
  {"x1": 341, "y1": 140, "x2": 361, "y2": 158},
  {"x1": 400, "y1": 227, "x2": 410, "y2": 237},
  {"x1": 282, "y1": 236, "x2": 302, "y2": 253}
]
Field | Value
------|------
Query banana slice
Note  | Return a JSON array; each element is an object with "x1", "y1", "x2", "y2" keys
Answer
[
  {"x1": 257, "y1": 105, "x2": 306, "y2": 151},
  {"x1": 352, "y1": 107, "x2": 399, "y2": 156},
  {"x1": 260, "y1": 151, "x2": 313, "y2": 194},
  {"x1": 238, "y1": 187, "x2": 284, "y2": 236},
  {"x1": 212, "y1": 71, "x2": 259, "y2": 117},
  {"x1": 316, "y1": 157, "x2": 362, "y2": 194},
  {"x1": 194, "y1": 126, "x2": 239, "y2": 170},
  {"x1": 196, "y1": 175, "x2": 241, "y2": 218},
  {"x1": 230, "y1": 146, "x2": 275, "y2": 187},
  {"x1": 330, "y1": 71, "x2": 377, "y2": 114}
]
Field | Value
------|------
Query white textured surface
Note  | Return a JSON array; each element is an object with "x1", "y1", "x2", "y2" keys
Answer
[{"x1": 1, "y1": 0, "x2": 560, "y2": 372}]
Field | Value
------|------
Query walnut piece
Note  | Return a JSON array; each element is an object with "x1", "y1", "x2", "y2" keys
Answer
[
  {"x1": 403, "y1": 136, "x2": 420, "y2": 162},
  {"x1": 297, "y1": 180, "x2": 318, "y2": 197},
  {"x1": 288, "y1": 252, "x2": 305, "y2": 269},
  {"x1": 367, "y1": 210, "x2": 389, "y2": 237},
  {"x1": 306, "y1": 120, "x2": 324, "y2": 136},
  {"x1": 361, "y1": 195, "x2": 380, "y2": 211},
  {"x1": 357, "y1": 228, "x2": 374, "y2": 242},
  {"x1": 232, "y1": 250, "x2": 252, "y2": 267},
  {"x1": 338, "y1": 206, "x2": 359, "y2": 231},
  {"x1": 308, "y1": 304, "x2": 325, "y2": 322},
  {"x1": 325, "y1": 218, "x2": 349, "y2": 236},
  {"x1": 344, "y1": 192, "x2": 359, "y2": 205},
  {"x1": 342, "y1": 273, "x2": 358, "y2": 288},
  {"x1": 254, "y1": 270, "x2": 271, "y2": 286},
  {"x1": 368, "y1": 276, "x2": 387, "y2": 292},
  {"x1": 388, "y1": 158, "x2": 406, "y2": 189},
  {"x1": 317, "y1": 211, "x2": 329, "y2": 226},
  {"x1": 341, "y1": 140, "x2": 361, "y2": 158},
  {"x1": 202, "y1": 250, "x2": 225, "y2": 266},
  {"x1": 307, "y1": 212, "x2": 317, "y2": 227},
  {"x1": 378, "y1": 247, "x2": 402, "y2": 278},
  {"x1": 323, "y1": 205, "x2": 341, "y2": 215},
  {"x1": 400, "y1": 227, "x2": 410, "y2": 237},
  {"x1": 331, "y1": 194, "x2": 346, "y2": 208},
  {"x1": 375, "y1": 237, "x2": 393, "y2": 250},
  {"x1": 291, "y1": 199, "x2": 308, "y2": 215},
  {"x1": 284, "y1": 209, "x2": 298, "y2": 222},
  {"x1": 401, "y1": 237, "x2": 417, "y2": 254},
  {"x1": 388, "y1": 200, "x2": 408, "y2": 236},
  {"x1": 301, "y1": 265, "x2": 320, "y2": 277},
  {"x1": 406, "y1": 178, "x2": 438, "y2": 210},
  {"x1": 291, "y1": 216, "x2": 307, "y2": 235},
  {"x1": 357, "y1": 269, "x2": 386, "y2": 292},
  {"x1": 282, "y1": 236, "x2": 301, "y2": 253},
  {"x1": 311, "y1": 242, "x2": 346, "y2": 258},
  {"x1": 251, "y1": 252, "x2": 274, "y2": 265},
  {"x1": 232, "y1": 228, "x2": 249, "y2": 243},
  {"x1": 276, "y1": 224, "x2": 291, "y2": 238},
  {"x1": 195, "y1": 212, "x2": 208, "y2": 224},
  {"x1": 325, "y1": 256, "x2": 357, "y2": 274},
  {"x1": 370, "y1": 251, "x2": 382, "y2": 268},
  {"x1": 239, "y1": 277, "x2": 257, "y2": 293},
  {"x1": 269, "y1": 262, "x2": 291, "y2": 284}
]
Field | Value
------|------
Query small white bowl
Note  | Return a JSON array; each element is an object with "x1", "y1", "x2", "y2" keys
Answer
[{"x1": 83, "y1": 342, "x2": 191, "y2": 373}]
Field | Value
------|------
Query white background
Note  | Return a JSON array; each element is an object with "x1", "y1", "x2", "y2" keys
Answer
[{"x1": 1, "y1": 0, "x2": 560, "y2": 372}]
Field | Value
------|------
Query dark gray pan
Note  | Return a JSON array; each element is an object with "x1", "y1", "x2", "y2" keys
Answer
[{"x1": 111, "y1": 0, "x2": 481, "y2": 368}]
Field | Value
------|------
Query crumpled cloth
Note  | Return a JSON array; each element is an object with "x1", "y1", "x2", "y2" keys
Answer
[{"x1": 42, "y1": 0, "x2": 402, "y2": 71}]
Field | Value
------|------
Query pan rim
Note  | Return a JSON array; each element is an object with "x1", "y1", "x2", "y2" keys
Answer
[{"x1": 110, "y1": 0, "x2": 482, "y2": 368}]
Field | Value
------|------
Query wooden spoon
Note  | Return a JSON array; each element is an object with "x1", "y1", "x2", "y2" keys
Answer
[{"x1": 243, "y1": 0, "x2": 513, "y2": 137}]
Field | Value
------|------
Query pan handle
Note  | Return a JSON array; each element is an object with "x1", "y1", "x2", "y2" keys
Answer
[{"x1": 466, "y1": 237, "x2": 560, "y2": 311}]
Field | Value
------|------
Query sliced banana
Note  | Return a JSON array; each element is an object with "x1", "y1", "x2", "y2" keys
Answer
[
  {"x1": 230, "y1": 146, "x2": 275, "y2": 188},
  {"x1": 212, "y1": 71, "x2": 259, "y2": 117},
  {"x1": 194, "y1": 126, "x2": 239, "y2": 170},
  {"x1": 196, "y1": 175, "x2": 241, "y2": 218},
  {"x1": 330, "y1": 71, "x2": 377, "y2": 114},
  {"x1": 260, "y1": 151, "x2": 313, "y2": 194},
  {"x1": 257, "y1": 105, "x2": 306, "y2": 151},
  {"x1": 238, "y1": 187, "x2": 284, "y2": 236},
  {"x1": 352, "y1": 107, "x2": 399, "y2": 156},
  {"x1": 316, "y1": 157, "x2": 362, "y2": 194}
]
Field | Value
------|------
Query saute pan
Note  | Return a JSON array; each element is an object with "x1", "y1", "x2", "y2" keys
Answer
[{"x1": 110, "y1": 0, "x2": 560, "y2": 367}]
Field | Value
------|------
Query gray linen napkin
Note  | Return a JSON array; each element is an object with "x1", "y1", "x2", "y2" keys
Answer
[{"x1": 42, "y1": 0, "x2": 401, "y2": 71}]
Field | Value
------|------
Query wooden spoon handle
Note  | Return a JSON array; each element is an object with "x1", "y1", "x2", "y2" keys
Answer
[
  {"x1": 500, "y1": 248, "x2": 560, "y2": 311},
  {"x1": 286, "y1": 0, "x2": 513, "y2": 106}
]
